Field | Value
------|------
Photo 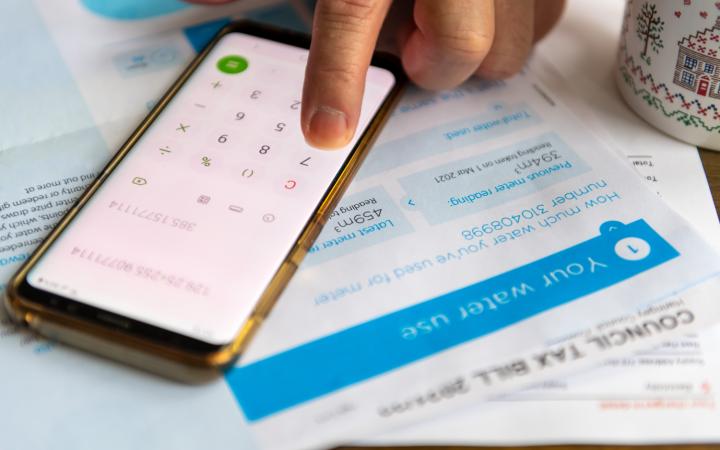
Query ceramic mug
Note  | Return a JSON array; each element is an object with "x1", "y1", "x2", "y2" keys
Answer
[{"x1": 617, "y1": 0, "x2": 720, "y2": 150}]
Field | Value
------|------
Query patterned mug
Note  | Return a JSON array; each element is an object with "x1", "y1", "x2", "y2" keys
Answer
[{"x1": 617, "y1": 0, "x2": 720, "y2": 150}]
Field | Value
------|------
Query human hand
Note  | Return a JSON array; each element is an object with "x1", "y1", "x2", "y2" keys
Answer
[{"x1": 185, "y1": 0, "x2": 565, "y2": 149}]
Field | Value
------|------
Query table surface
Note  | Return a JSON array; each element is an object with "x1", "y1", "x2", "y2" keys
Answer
[
  {"x1": 343, "y1": 149, "x2": 720, "y2": 450},
  {"x1": 700, "y1": 149, "x2": 720, "y2": 213}
]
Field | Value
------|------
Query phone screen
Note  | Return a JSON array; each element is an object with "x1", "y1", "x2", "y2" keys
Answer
[{"x1": 26, "y1": 31, "x2": 396, "y2": 345}]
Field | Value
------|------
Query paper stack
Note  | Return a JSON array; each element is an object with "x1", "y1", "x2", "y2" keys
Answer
[{"x1": 1, "y1": 0, "x2": 719, "y2": 448}]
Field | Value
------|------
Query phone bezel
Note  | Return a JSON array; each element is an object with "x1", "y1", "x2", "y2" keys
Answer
[{"x1": 4, "y1": 20, "x2": 406, "y2": 380}]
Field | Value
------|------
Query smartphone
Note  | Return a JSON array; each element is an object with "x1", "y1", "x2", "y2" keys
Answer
[{"x1": 4, "y1": 21, "x2": 405, "y2": 383}]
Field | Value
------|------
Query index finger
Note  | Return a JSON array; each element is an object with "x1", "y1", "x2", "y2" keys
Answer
[{"x1": 302, "y1": 0, "x2": 392, "y2": 150}]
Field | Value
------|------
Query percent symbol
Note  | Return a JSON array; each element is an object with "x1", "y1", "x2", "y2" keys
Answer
[{"x1": 201, "y1": 157, "x2": 211, "y2": 167}]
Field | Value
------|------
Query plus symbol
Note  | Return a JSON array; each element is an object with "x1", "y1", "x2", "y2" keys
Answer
[
  {"x1": 211, "y1": 81, "x2": 222, "y2": 89},
  {"x1": 176, "y1": 123, "x2": 190, "y2": 132}
]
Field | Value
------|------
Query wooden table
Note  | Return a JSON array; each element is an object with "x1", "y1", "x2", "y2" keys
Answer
[
  {"x1": 700, "y1": 149, "x2": 720, "y2": 212},
  {"x1": 346, "y1": 151, "x2": 720, "y2": 450}
]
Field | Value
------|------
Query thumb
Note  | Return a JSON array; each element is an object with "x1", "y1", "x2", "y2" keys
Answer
[{"x1": 302, "y1": 0, "x2": 392, "y2": 150}]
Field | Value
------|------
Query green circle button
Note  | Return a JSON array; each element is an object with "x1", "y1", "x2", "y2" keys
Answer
[{"x1": 217, "y1": 55, "x2": 248, "y2": 74}]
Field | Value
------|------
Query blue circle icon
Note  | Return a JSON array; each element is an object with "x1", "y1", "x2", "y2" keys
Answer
[{"x1": 615, "y1": 237, "x2": 651, "y2": 261}]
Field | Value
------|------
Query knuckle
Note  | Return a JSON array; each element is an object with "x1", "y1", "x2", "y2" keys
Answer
[
  {"x1": 476, "y1": 14, "x2": 534, "y2": 79},
  {"x1": 504, "y1": 20, "x2": 534, "y2": 53},
  {"x1": 316, "y1": 0, "x2": 380, "y2": 33},
  {"x1": 310, "y1": 0, "x2": 384, "y2": 86},
  {"x1": 418, "y1": 10, "x2": 493, "y2": 65},
  {"x1": 433, "y1": 29, "x2": 493, "y2": 63},
  {"x1": 314, "y1": 62, "x2": 365, "y2": 86}
]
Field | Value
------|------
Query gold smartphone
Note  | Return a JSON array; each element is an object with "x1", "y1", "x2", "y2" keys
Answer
[{"x1": 4, "y1": 21, "x2": 406, "y2": 383}]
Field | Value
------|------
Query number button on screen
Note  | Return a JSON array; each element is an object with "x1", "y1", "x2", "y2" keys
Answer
[
  {"x1": 250, "y1": 139, "x2": 282, "y2": 161},
  {"x1": 265, "y1": 118, "x2": 295, "y2": 138},
  {"x1": 208, "y1": 129, "x2": 235, "y2": 149},
  {"x1": 224, "y1": 107, "x2": 255, "y2": 128},
  {"x1": 293, "y1": 154, "x2": 324, "y2": 172}
]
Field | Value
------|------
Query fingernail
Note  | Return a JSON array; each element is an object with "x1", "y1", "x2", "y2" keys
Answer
[{"x1": 307, "y1": 106, "x2": 349, "y2": 150}]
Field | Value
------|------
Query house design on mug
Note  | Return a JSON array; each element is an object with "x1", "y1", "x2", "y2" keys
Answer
[{"x1": 673, "y1": 17, "x2": 720, "y2": 98}]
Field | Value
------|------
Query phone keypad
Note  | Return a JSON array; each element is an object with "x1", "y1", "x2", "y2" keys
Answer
[
  {"x1": 140, "y1": 64, "x2": 336, "y2": 217},
  {"x1": 28, "y1": 33, "x2": 396, "y2": 345},
  {"x1": 133, "y1": 42, "x2": 390, "y2": 231}
]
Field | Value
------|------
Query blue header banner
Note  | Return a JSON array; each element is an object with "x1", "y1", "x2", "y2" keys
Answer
[{"x1": 227, "y1": 220, "x2": 678, "y2": 420}]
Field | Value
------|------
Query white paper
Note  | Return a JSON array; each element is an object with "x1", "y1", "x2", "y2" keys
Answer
[
  {"x1": 233, "y1": 65, "x2": 720, "y2": 449},
  {"x1": 365, "y1": 324, "x2": 720, "y2": 446},
  {"x1": 366, "y1": 0, "x2": 720, "y2": 445}
]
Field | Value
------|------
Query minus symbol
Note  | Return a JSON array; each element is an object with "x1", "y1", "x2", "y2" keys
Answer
[{"x1": 194, "y1": 104, "x2": 206, "y2": 108}]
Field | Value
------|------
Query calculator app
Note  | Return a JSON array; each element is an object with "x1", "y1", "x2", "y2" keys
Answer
[{"x1": 28, "y1": 32, "x2": 396, "y2": 344}]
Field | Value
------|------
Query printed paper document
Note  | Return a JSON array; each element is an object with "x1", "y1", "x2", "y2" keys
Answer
[
  {"x1": 233, "y1": 68, "x2": 720, "y2": 449},
  {"x1": 2, "y1": 1, "x2": 720, "y2": 449}
]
